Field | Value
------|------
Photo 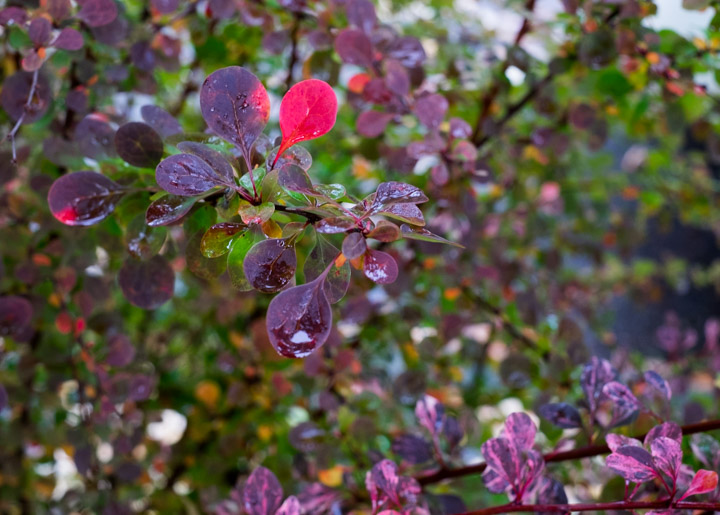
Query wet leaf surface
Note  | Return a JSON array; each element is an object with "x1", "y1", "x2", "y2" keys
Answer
[
  {"x1": 363, "y1": 249, "x2": 398, "y2": 284},
  {"x1": 155, "y1": 152, "x2": 233, "y2": 196},
  {"x1": 201, "y1": 222, "x2": 246, "y2": 258},
  {"x1": 48, "y1": 171, "x2": 125, "y2": 226},
  {"x1": 304, "y1": 233, "x2": 349, "y2": 303},
  {"x1": 115, "y1": 122, "x2": 164, "y2": 168},
  {"x1": 243, "y1": 238, "x2": 297, "y2": 293},
  {"x1": 146, "y1": 194, "x2": 198, "y2": 226}
]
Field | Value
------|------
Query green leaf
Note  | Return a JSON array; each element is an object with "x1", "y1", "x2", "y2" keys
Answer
[
  {"x1": 238, "y1": 201, "x2": 275, "y2": 224},
  {"x1": 227, "y1": 228, "x2": 265, "y2": 291},
  {"x1": 201, "y1": 223, "x2": 246, "y2": 258}
]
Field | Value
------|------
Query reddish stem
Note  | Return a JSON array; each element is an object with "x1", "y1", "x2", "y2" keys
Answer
[{"x1": 457, "y1": 501, "x2": 720, "y2": 515}]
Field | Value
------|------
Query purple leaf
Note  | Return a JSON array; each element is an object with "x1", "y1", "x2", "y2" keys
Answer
[
  {"x1": 357, "y1": 111, "x2": 394, "y2": 138},
  {"x1": 384, "y1": 59, "x2": 410, "y2": 97},
  {"x1": 342, "y1": 232, "x2": 366, "y2": 260},
  {"x1": 277, "y1": 163, "x2": 316, "y2": 195},
  {"x1": 415, "y1": 395, "x2": 444, "y2": 436},
  {"x1": 346, "y1": 0, "x2": 376, "y2": 33},
  {"x1": 243, "y1": 466, "x2": 283, "y2": 515},
  {"x1": 449, "y1": 117, "x2": 472, "y2": 139},
  {"x1": 363, "y1": 249, "x2": 398, "y2": 284},
  {"x1": 117, "y1": 256, "x2": 174, "y2": 309},
  {"x1": 315, "y1": 217, "x2": 357, "y2": 234},
  {"x1": 385, "y1": 36, "x2": 426, "y2": 67},
  {"x1": 580, "y1": 357, "x2": 615, "y2": 413},
  {"x1": 536, "y1": 477, "x2": 569, "y2": 515},
  {"x1": 288, "y1": 422, "x2": 325, "y2": 452},
  {"x1": 378, "y1": 203, "x2": 425, "y2": 226},
  {"x1": 391, "y1": 434, "x2": 433, "y2": 464},
  {"x1": 1, "y1": 71, "x2": 51, "y2": 123},
  {"x1": 275, "y1": 496, "x2": 301, "y2": 515},
  {"x1": 304, "y1": 234, "x2": 349, "y2": 304},
  {"x1": 28, "y1": 18, "x2": 51, "y2": 46},
  {"x1": 106, "y1": 334, "x2": 135, "y2": 367},
  {"x1": 243, "y1": 239, "x2": 297, "y2": 293},
  {"x1": 370, "y1": 181, "x2": 429, "y2": 211},
  {"x1": 155, "y1": 153, "x2": 233, "y2": 196},
  {"x1": 678, "y1": 470, "x2": 718, "y2": 501},
  {"x1": 200, "y1": 67, "x2": 270, "y2": 166},
  {"x1": 644, "y1": 422, "x2": 682, "y2": 446},
  {"x1": 53, "y1": 27, "x2": 83, "y2": 50},
  {"x1": 606, "y1": 433, "x2": 642, "y2": 452},
  {"x1": 115, "y1": 122, "x2": 164, "y2": 168},
  {"x1": 0, "y1": 296, "x2": 33, "y2": 336},
  {"x1": 176, "y1": 141, "x2": 235, "y2": 185},
  {"x1": 481, "y1": 467, "x2": 510, "y2": 494},
  {"x1": 74, "y1": 114, "x2": 116, "y2": 159},
  {"x1": 538, "y1": 403, "x2": 583, "y2": 429},
  {"x1": 650, "y1": 437, "x2": 682, "y2": 483},
  {"x1": 366, "y1": 460, "x2": 401, "y2": 508},
  {"x1": 481, "y1": 437, "x2": 520, "y2": 486},
  {"x1": 605, "y1": 445, "x2": 658, "y2": 483},
  {"x1": 48, "y1": 171, "x2": 125, "y2": 226},
  {"x1": 77, "y1": 0, "x2": 118, "y2": 27},
  {"x1": 501, "y1": 412, "x2": 536, "y2": 451},
  {"x1": 141, "y1": 105, "x2": 183, "y2": 138},
  {"x1": 602, "y1": 381, "x2": 640, "y2": 424},
  {"x1": 413, "y1": 94, "x2": 448, "y2": 130},
  {"x1": 334, "y1": 28, "x2": 374, "y2": 67},
  {"x1": 146, "y1": 194, "x2": 198, "y2": 227},
  {"x1": 266, "y1": 274, "x2": 332, "y2": 358},
  {"x1": 644, "y1": 370, "x2": 671, "y2": 401}
]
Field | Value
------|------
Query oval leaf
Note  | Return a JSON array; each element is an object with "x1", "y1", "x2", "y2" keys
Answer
[
  {"x1": 243, "y1": 466, "x2": 283, "y2": 515},
  {"x1": 117, "y1": 256, "x2": 174, "y2": 309},
  {"x1": 115, "y1": 122, "x2": 164, "y2": 168},
  {"x1": 155, "y1": 153, "x2": 231, "y2": 196},
  {"x1": 243, "y1": 239, "x2": 297, "y2": 293},
  {"x1": 48, "y1": 171, "x2": 125, "y2": 226},
  {"x1": 363, "y1": 249, "x2": 398, "y2": 284}
]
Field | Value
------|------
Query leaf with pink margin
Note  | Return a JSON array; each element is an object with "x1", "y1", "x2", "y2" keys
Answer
[
  {"x1": 415, "y1": 395, "x2": 444, "y2": 436},
  {"x1": 200, "y1": 67, "x2": 270, "y2": 166},
  {"x1": 274, "y1": 79, "x2": 337, "y2": 166},
  {"x1": 606, "y1": 433, "x2": 642, "y2": 452},
  {"x1": 602, "y1": 381, "x2": 640, "y2": 424},
  {"x1": 366, "y1": 459, "x2": 401, "y2": 508},
  {"x1": 243, "y1": 466, "x2": 283, "y2": 515},
  {"x1": 518, "y1": 449, "x2": 545, "y2": 500},
  {"x1": 538, "y1": 402, "x2": 583, "y2": 429},
  {"x1": 481, "y1": 468, "x2": 510, "y2": 494},
  {"x1": 650, "y1": 437, "x2": 682, "y2": 483},
  {"x1": 481, "y1": 437, "x2": 520, "y2": 487},
  {"x1": 48, "y1": 171, "x2": 125, "y2": 226},
  {"x1": 580, "y1": 357, "x2": 615, "y2": 413},
  {"x1": 605, "y1": 446, "x2": 658, "y2": 483},
  {"x1": 275, "y1": 496, "x2": 301, "y2": 515},
  {"x1": 644, "y1": 422, "x2": 682, "y2": 446},
  {"x1": 678, "y1": 470, "x2": 718, "y2": 501},
  {"x1": 501, "y1": 412, "x2": 536, "y2": 451},
  {"x1": 644, "y1": 370, "x2": 672, "y2": 401}
]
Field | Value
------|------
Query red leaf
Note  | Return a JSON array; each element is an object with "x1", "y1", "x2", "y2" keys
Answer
[
  {"x1": 274, "y1": 80, "x2": 337, "y2": 166},
  {"x1": 678, "y1": 470, "x2": 718, "y2": 501}
]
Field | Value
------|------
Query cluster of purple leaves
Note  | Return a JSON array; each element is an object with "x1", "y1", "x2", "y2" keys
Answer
[
  {"x1": 539, "y1": 357, "x2": 672, "y2": 433},
  {"x1": 366, "y1": 460, "x2": 427, "y2": 515},
  {"x1": 605, "y1": 422, "x2": 718, "y2": 508}
]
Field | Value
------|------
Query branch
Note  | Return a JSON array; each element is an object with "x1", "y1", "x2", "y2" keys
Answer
[
  {"x1": 417, "y1": 418, "x2": 720, "y2": 486},
  {"x1": 5, "y1": 68, "x2": 39, "y2": 162},
  {"x1": 285, "y1": 13, "x2": 302, "y2": 92},
  {"x1": 458, "y1": 500, "x2": 720, "y2": 515},
  {"x1": 274, "y1": 203, "x2": 322, "y2": 223}
]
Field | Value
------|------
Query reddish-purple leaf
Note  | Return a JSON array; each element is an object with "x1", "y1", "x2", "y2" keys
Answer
[
  {"x1": 0, "y1": 71, "x2": 51, "y2": 123},
  {"x1": 146, "y1": 194, "x2": 197, "y2": 227},
  {"x1": 277, "y1": 163, "x2": 316, "y2": 195},
  {"x1": 413, "y1": 93, "x2": 448, "y2": 130},
  {"x1": 48, "y1": 171, "x2": 125, "y2": 226},
  {"x1": 334, "y1": 28, "x2": 374, "y2": 67},
  {"x1": 106, "y1": 334, "x2": 135, "y2": 367},
  {"x1": 370, "y1": 181, "x2": 428, "y2": 212},
  {"x1": 21, "y1": 50, "x2": 44, "y2": 72},
  {"x1": 315, "y1": 217, "x2": 357, "y2": 234},
  {"x1": 304, "y1": 234, "x2": 349, "y2": 304},
  {"x1": 644, "y1": 370, "x2": 672, "y2": 401},
  {"x1": 366, "y1": 460, "x2": 402, "y2": 508},
  {"x1": 644, "y1": 422, "x2": 682, "y2": 446},
  {"x1": 77, "y1": 0, "x2": 118, "y2": 27},
  {"x1": 606, "y1": 434, "x2": 642, "y2": 452},
  {"x1": 378, "y1": 203, "x2": 425, "y2": 226},
  {"x1": 0, "y1": 296, "x2": 33, "y2": 336},
  {"x1": 502, "y1": 412, "x2": 536, "y2": 451},
  {"x1": 363, "y1": 249, "x2": 398, "y2": 284},
  {"x1": 141, "y1": 105, "x2": 183, "y2": 138},
  {"x1": 117, "y1": 256, "x2": 174, "y2": 309},
  {"x1": 151, "y1": 0, "x2": 179, "y2": 14},
  {"x1": 650, "y1": 436, "x2": 682, "y2": 483},
  {"x1": 274, "y1": 79, "x2": 337, "y2": 166},
  {"x1": 0, "y1": 7, "x2": 28, "y2": 25},
  {"x1": 391, "y1": 434, "x2": 433, "y2": 464},
  {"x1": 74, "y1": 114, "x2": 116, "y2": 159},
  {"x1": 385, "y1": 59, "x2": 410, "y2": 96},
  {"x1": 481, "y1": 437, "x2": 520, "y2": 486},
  {"x1": 357, "y1": 111, "x2": 394, "y2": 138},
  {"x1": 538, "y1": 402, "x2": 582, "y2": 429},
  {"x1": 536, "y1": 477, "x2": 569, "y2": 515},
  {"x1": 481, "y1": 468, "x2": 510, "y2": 494},
  {"x1": 265, "y1": 273, "x2": 332, "y2": 358},
  {"x1": 342, "y1": 232, "x2": 366, "y2": 260},
  {"x1": 603, "y1": 381, "x2": 640, "y2": 425},
  {"x1": 155, "y1": 153, "x2": 233, "y2": 196},
  {"x1": 385, "y1": 36, "x2": 426, "y2": 67},
  {"x1": 678, "y1": 470, "x2": 718, "y2": 501},
  {"x1": 243, "y1": 466, "x2": 283, "y2": 515},
  {"x1": 275, "y1": 496, "x2": 301, "y2": 515},
  {"x1": 200, "y1": 67, "x2": 270, "y2": 165},
  {"x1": 52, "y1": 27, "x2": 84, "y2": 50},
  {"x1": 581, "y1": 357, "x2": 615, "y2": 413},
  {"x1": 176, "y1": 141, "x2": 235, "y2": 184},
  {"x1": 288, "y1": 422, "x2": 325, "y2": 452},
  {"x1": 367, "y1": 220, "x2": 401, "y2": 242},
  {"x1": 347, "y1": 0, "x2": 376, "y2": 33},
  {"x1": 415, "y1": 395, "x2": 444, "y2": 436},
  {"x1": 28, "y1": 18, "x2": 51, "y2": 46},
  {"x1": 115, "y1": 122, "x2": 164, "y2": 168},
  {"x1": 606, "y1": 445, "x2": 658, "y2": 483},
  {"x1": 243, "y1": 239, "x2": 297, "y2": 293}
]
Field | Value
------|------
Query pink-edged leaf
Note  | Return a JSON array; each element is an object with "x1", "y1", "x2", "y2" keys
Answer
[
  {"x1": 678, "y1": 470, "x2": 718, "y2": 501},
  {"x1": 580, "y1": 357, "x2": 615, "y2": 413},
  {"x1": 481, "y1": 437, "x2": 520, "y2": 485},
  {"x1": 275, "y1": 495, "x2": 301, "y2": 515},
  {"x1": 357, "y1": 111, "x2": 394, "y2": 138},
  {"x1": 48, "y1": 171, "x2": 125, "y2": 226},
  {"x1": 363, "y1": 249, "x2": 398, "y2": 284},
  {"x1": 602, "y1": 381, "x2": 640, "y2": 424},
  {"x1": 366, "y1": 459, "x2": 401, "y2": 508},
  {"x1": 538, "y1": 403, "x2": 582, "y2": 429},
  {"x1": 243, "y1": 466, "x2": 283, "y2": 515},
  {"x1": 501, "y1": 412, "x2": 536, "y2": 451},
  {"x1": 414, "y1": 395, "x2": 444, "y2": 436},
  {"x1": 482, "y1": 467, "x2": 510, "y2": 494},
  {"x1": 650, "y1": 436, "x2": 682, "y2": 483},
  {"x1": 606, "y1": 433, "x2": 642, "y2": 452},
  {"x1": 53, "y1": 27, "x2": 84, "y2": 50},
  {"x1": 644, "y1": 370, "x2": 672, "y2": 401},
  {"x1": 518, "y1": 449, "x2": 545, "y2": 500},
  {"x1": 644, "y1": 422, "x2": 682, "y2": 446},
  {"x1": 605, "y1": 446, "x2": 658, "y2": 483},
  {"x1": 274, "y1": 80, "x2": 337, "y2": 166},
  {"x1": 200, "y1": 67, "x2": 270, "y2": 165}
]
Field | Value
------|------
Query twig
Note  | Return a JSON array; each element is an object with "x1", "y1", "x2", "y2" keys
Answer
[
  {"x1": 285, "y1": 13, "x2": 303, "y2": 92},
  {"x1": 457, "y1": 500, "x2": 720, "y2": 515},
  {"x1": 5, "y1": 69, "x2": 40, "y2": 162}
]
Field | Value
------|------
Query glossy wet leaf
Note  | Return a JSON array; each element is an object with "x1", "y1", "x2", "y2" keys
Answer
[
  {"x1": 200, "y1": 66, "x2": 270, "y2": 165},
  {"x1": 115, "y1": 122, "x2": 164, "y2": 168},
  {"x1": 370, "y1": 182, "x2": 429, "y2": 212},
  {"x1": 649, "y1": 437, "x2": 682, "y2": 482},
  {"x1": 201, "y1": 223, "x2": 245, "y2": 258},
  {"x1": 363, "y1": 249, "x2": 398, "y2": 284},
  {"x1": 77, "y1": 0, "x2": 118, "y2": 27},
  {"x1": 315, "y1": 217, "x2": 356, "y2": 234},
  {"x1": 186, "y1": 231, "x2": 227, "y2": 279},
  {"x1": 243, "y1": 466, "x2": 283, "y2": 515},
  {"x1": 315, "y1": 184, "x2": 346, "y2": 200},
  {"x1": 238, "y1": 201, "x2": 274, "y2": 225},
  {"x1": 267, "y1": 145, "x2": 312, "y2": 171},
  {"x1": 117, "y1": 256, "x2": 174, "y2": 309},
  {"x1": 334, "y1": 28, "x2": 373, "y2": 67},
  {"x1": 392, "y1": 434, "x2": 432, "y2": 464},
  {"x1": 0, "y1": 71, "x2": 51, "y2": 123},
  {"x1": 379, "y1": 203, "x2": 425, "y2": 225},
  {"x1": 227, "y1": 229, "x2": 264, "y2": 291},
  {"x1": 239, "y1": 168, "x2": 266, "y2": 196},
  {"x1": 678, "y1": 470, "x2": 718, "y2": 501},
  {"x1": 538, "y1": 402, "x2": 582, "y2": 429},
  {"x1": 243, "y1": 238, "x2": 296, "y2": 293},
  {"x1": 176, "y1": 141, "x2": 235, "y2": 184},
  {"x1": 125, "y1": 215, "x2": 166, "y2": 259},
  {"x1": 400, "y1": 225, "x2": 463, "y2": 247},
  {"x1": 146, "y1": 194, "x2": 198, "y2": 226},
  {"x1": 605, "y1": 446, "x2": 658, "y2": 483},
  {"x1": 266, "y1": 272, "x2": 332, "y2": 358},
  {"x1": 274, "y1": 79, "x2": 337, "y2": 166},
  {"x1": 48, "y1": 171, "x2": 125, "y2": 226},
  {"x1": 367, "y1": 220, "x2": 400, "y2": 242},
  {"x1": 342, "y1": 232, "x2": 366, "y2": 260},
  {"x1": 304, "y1": 234, "x2": 349, "y2": 303},
  {"x1": 0, "y1": 296, "x2": 33, "y2": 336},
  {"x1": 155, "y1": 153, "x2": 234, "y2": 196},
  {"x1": 278, "y1": 163, "x2": 316, "y2": 195}
]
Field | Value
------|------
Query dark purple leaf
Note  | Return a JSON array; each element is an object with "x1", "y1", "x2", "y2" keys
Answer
[
  {"x1": 278, "y1": 163, "x2": 316, "y2": 195},
  {"x1": 443, "y1": 415, "x2": 463, "y2": 449},
  {"x1": 334, "y1": 29, "x2": 374, "y2": 67},
  {"x1": 90, "y1": 14, "x2": 128, "y2": 46},
  {"x1": 481, "y1": 437, "x2": 520, "y2": 486},
  {"x1": 304, "y1": 234, "x2": 349, "y2": 304},
  {"x1": 146, "y1": 194, "x2": 198, "y2": 226},
  {"x1": 74, "y1": 115, "x2": 116, "y2": 159},
  {"x1": 28, "y1": 18, "x2": 51, "y2": 46},
  {"x1": 678, "y1": 470, "x2": 718, "y2": 501},
  {"x1": 644, "y1": 370, "x2": 672, "y2": 401},
  {"x1": 501, "y1": 412, "x2": 536, "y2": 451},
  {"x1": 52, "y1": 27, "x2": 84, "y2": 50},
  {"x1": 266, "y1": 273, "x2": 332, "y2": 358},
  {"x1": 449, "y1": 117, "x2": 472, "y2": 139},
  {"x1": 482, "y1": 468, "x2": 510, "y2": 494},
  {"x1": 117, "y1": 256, "x2": 174, "y2": 309},
  {"x1": 289, "y1": 422, "x2": 325, "y2": 452},
  {"x1": 275, "y1": 496, "x2": 301, "y2": 515},
  {"x1": 262, "y1": 30, "x2": 290, "y2": 54},
  {"x1": 415, "y1": 395, "x2": 444, "y2": 436},
  {"x1": 77, "y1": 0, "x2": 118, "y2": 27},
  {"x1": 538, "y1": 402, "x2": 583, "y2": 429},
  {"x1": 603, "y1": 381, "x2": 640, "y2": 424},
  {"x1": 200, "y1": 66, "x2": 270, "y2": 166},
  {"x1": 379, "y1": 203, "x2": 425, "y2": 225},
  {"x1": 370, "y1": 182, "x2": 428, "y2": 211},
  {"x1": 155, "y1": 153, "x2": 232, "y2": 196},
  {"x1": 367, "y1": 220, "x2": 401, "y2": 242},
  {"x1": 363, "y1": 249, "x2": 398, "y2": 284},
  {"x1": 243, "y1": 239, "x2": 297, "y2": 293},
  {"x1": 342, "y1": 232, "x2": 366, "y2": 260},
  {"x1": 243, "y1": 467, "x2": 283, "y2": 515},
  {"x1": 357, "y1": 111, "x2": 394, "y2": 138},
  {"x1": 386, "y1": 36, "x2": 426, "y2": 67},
  {"x1": 141, "y1": 105, "x2": 183, "y2": 138},
  {"x1": 0, "y1": 71, "x2": 51, "y2": 123},
  {"x1": 392, "y1": 434, "x2": 433, "y2": 464},
  {"x1": 413, "y1": 94, "x2": 448, "y2": 130},
  {"x1": 535, "y1": 477, "x2": 569, "y2": 515},
  {"x1": 106, "y1": 334, "x2": 135, "y2": 367},
  {"x1": 115, "y1": 122, "x2": 164, "y2": 168},
  {"x1": 130, "y1": 40, "x2": 156, "y2": 72},
  {"x1": 0, "y1": 296, "x2": 33, "y2": 336},
  {"x1": 315, "y1": 217, "x2": 357, "y2": 234},
  {"x1": 605, "y1": 445, "x2": 658, "y2": 483},
  {"x1": 48, "y1": 171, "x2": 125, "y2": 226},
  {"x1": 347, "y1": 0, "x2": 376, "y2": 33},
  {"x1": 606, "y1": 434, "x2": 642, "y2": 452},
  {"x1": 580, "y1": 357, "x2": 615, "y2": 413},
  {"x1": 650, "y1": 436, "x2": 682, "y2": 482},
  {"x1": 176, "y1": 141, "x2": 235, "y2": 184},
  {"x1": 0, "y1": 7, "x2": 27, "y2": 25},
  {"x1": 644, "y1": 422, "x2": 682, "y2": 446}
]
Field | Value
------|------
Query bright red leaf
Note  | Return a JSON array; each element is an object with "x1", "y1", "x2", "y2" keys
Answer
[{"x1": 678, "y1": 470, "x2": 718, "y2": 501}]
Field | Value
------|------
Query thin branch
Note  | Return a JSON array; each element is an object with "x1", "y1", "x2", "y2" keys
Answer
[
  {"x1": 274, "y1": 203, "x2": 322, "y2": 223},
  {"x1": 285, "y1": 13, "x2": 302, "y2": 92},
  {"x1": 5, "y1": 68, "x2": 39, "y2": 162},
  {"x1": 417, "y1": 418, "x2": 720, "y2": 486},
  {"x1": 458, "y1": 500, "x2": 720, "y2": 515}
]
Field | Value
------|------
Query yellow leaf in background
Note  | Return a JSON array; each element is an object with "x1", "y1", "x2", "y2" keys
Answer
[
  {"x1": 319, "y1": 465, "x2": 344, "y2": 487},
  {"x1": 195, "y1": 381, "x2": 221, "y2": 409},
  {"x1": 444, "y1": 287, "x2": 461, "y2": 301},
  {"x1": 258, "y1": 424, "x2": 273, "y2": 442},
  {"x1": 352, "y1": 156, "x2": 372, "y2": 179}
]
